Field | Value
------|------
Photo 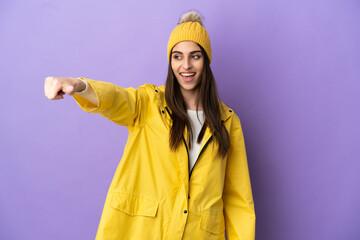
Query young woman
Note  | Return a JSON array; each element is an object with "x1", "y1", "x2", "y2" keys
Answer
[{"x1": 44, "y1": 11, "x2": 255, "y2": 240}]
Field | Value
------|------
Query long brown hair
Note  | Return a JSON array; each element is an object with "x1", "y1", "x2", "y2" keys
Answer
[{"x1": 165, "y1": 45, "x2": 230, "y2": 158}]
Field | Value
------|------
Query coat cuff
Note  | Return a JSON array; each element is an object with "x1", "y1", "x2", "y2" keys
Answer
[{"x1": 73, "y1": 77, "x2": 104, "y2": 113}]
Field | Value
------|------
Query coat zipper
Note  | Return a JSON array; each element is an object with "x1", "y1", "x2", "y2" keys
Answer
[
  {"x1": 189, "y1": 135, "x2": 213, "y2": 180},
  {"x1": 165, "y1": 107, "x2": 213, "y2": 180}
]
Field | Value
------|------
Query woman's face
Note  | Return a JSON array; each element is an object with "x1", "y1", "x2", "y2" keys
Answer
[{"x1": 171, "y1": 41, "x2": 204, "y2": 96}]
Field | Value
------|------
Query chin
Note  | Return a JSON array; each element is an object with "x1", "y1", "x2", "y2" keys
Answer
[{"x1": 181, "y1": 84, "x2": 200, "y2": 92}]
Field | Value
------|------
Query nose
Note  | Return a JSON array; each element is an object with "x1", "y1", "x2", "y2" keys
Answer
[{"x1": 182, "y1": 56, "x2": 192, "y2": 70}]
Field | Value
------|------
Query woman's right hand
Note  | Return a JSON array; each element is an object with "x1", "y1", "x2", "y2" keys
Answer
[{"x1": 44, "y1": 77, "x2": 86, "y2": 100}]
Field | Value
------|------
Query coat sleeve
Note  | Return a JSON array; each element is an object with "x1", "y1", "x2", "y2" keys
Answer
[
  {"x1": 223, "y1": 114, "x2": 256, "y2": 240},
  {"x1": 72, "y1": 77, "x2": 150, "y2": 127}
]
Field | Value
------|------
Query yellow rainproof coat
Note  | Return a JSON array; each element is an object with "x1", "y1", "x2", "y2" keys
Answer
[{"x1": 73, "y1": 78, "x2": 255, "y2": 240}]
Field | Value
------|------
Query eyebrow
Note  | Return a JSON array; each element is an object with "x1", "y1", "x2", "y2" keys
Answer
[{"x1": 172, "y1": 50, "x2": 202, "y2": 54}]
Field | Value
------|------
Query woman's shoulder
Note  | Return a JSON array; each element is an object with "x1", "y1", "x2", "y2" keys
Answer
[
  {"x1": 219, "y1": 101, "x2": 245, "y2": 130},
  {"x1": 136, "y1": 83, "x2": 165, "y2": 93},
  {"x1": 219, "y1": 100, "x2": 235, "y2": 122},
  {"x1": 131, "y1": 83, "x2": 163, "y2": 99},
  {"x1": 135, "y1": 84, "x2": 167, "y2": 109}
]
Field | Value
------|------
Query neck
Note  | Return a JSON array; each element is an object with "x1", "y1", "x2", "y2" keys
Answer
[{"x1": 181, "y1": 89, "x2": 203, "y2": 111}]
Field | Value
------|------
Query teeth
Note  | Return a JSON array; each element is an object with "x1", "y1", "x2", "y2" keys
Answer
[{"x1": 181, "y1": 73, "x2": 195, "y2": 77}]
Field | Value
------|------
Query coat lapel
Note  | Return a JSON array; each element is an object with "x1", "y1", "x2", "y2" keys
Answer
[{"x1": 197, "y1": 125, "x2": 213, "y2": 158}]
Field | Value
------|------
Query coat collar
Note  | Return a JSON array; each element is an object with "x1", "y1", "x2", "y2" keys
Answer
[{"x1": 157, "y1": 85, "x2": 233, "y2": 123}]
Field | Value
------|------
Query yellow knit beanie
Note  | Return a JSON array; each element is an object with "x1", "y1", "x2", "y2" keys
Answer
[{"x1": 167, "y1": 11, "x2": 212, "y2": 63}]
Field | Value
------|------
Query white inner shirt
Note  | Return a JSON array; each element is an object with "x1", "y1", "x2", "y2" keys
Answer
[{"x1": 187, "y1": 109, "x2": 205, "y2": 172}]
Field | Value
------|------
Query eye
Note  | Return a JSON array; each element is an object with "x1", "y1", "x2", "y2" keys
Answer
[
  {"x1": 192, "y1": 55, "x2": 201, "y2": 59},
  {"x1": 173, "y1": 55, "x2": 181, "y2": 60}
]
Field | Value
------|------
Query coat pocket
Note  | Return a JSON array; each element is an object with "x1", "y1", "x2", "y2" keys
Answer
[
  {"x1": 199, "y1": 211, "x2": 226, "y2": 234},
  {"x1": 110, "y1": 192, "x2": 159, "y2": 217}
]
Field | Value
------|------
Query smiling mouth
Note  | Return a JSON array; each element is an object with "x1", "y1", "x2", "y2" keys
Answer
[
  {"x1": 180, "y1": 73, "x2": 196, "y2": 77},
  {"x1": 180, "y1": 72, "x2": 196, "y2": 82}
]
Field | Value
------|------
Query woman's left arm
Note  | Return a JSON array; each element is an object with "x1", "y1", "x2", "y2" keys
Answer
[{"x1": 223, "y1": 114, "x2": 256, "y2": 240}]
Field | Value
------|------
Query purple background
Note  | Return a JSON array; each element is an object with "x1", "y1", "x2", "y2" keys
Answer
[{"x1": 1, "y1": 0, "x2": 359, "y2": 239}]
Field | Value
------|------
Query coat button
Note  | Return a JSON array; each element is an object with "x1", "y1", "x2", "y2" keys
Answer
[
  {"x1": 188, "y1": 195, "x2": 190, "y2": 199},
  {"x1": 162, "y1": 110, "x2": 165, "y2": 114},
  {"x1": 155, "y1": 89, "x2": 158, "y2": 92},
  {"x1": 229, "y1": 109, "x2": 232, "y2": 112},
  {"x1": 183, "y1": 210, "x2": 187, "y2": 214}
]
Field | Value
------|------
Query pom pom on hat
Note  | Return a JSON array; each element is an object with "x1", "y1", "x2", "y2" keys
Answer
[
  {"x1": 167, "y1": 10, "x2": 212, "y2": 63},
  {"x1": 179, "y1": 11, "x2": 204, "y2": 26}
]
